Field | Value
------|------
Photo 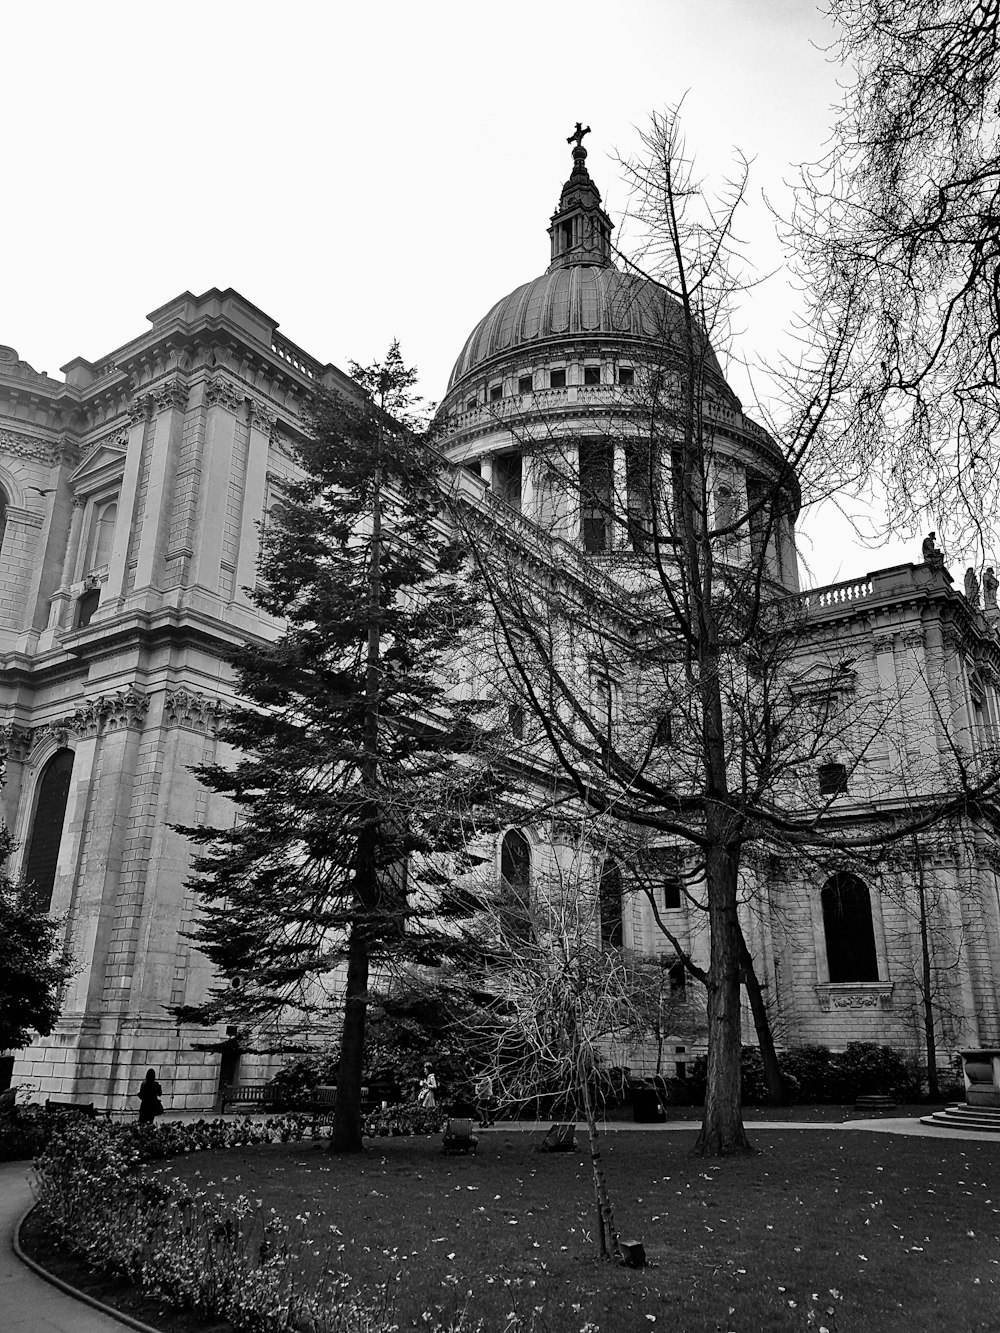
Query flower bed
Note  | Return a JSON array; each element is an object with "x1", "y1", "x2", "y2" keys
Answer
[{"x1": 29, "y1": 1116, "x2": 488, "y2": 1332}]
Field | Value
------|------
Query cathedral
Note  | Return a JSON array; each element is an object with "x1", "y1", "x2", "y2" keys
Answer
[{"x1": 2, "y1": 137, "x2": 999, "y2": 1110}]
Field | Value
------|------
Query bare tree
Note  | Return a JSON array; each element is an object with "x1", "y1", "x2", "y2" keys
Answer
[
  {"x1": 790, "y1": 0, "x2": 1000, "y2": 552},
  {"x1": 445, "y1": 107, "x2": 1000, "y2": 1158},
  {"x1": 460, "y1": 820, "x2": 679, "y2": 1263}
]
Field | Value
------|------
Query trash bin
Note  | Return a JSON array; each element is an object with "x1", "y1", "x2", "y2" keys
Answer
[{"x1": 631, "y1": 1082, "x2": 666, "y2": 1123}]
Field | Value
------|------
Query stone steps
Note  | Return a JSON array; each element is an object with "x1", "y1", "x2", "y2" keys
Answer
[{"x1": 920, "y1": 1103, "x2": 1000, "y2": 1133}]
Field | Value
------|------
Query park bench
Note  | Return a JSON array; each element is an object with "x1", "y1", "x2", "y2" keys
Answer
[
  {"x1": 442, "y1": 1117, "x2": 478, "y2": 1154},
  {"x1": 44, "y1": 1099, "x2": 97, "y2": 1117},
  {"x1": 537, "y1": 1122, "x2": 578, "y2": 1152},
  {"x1": 221, "y1": 1083, "x2": 348, "y2": 1118}
]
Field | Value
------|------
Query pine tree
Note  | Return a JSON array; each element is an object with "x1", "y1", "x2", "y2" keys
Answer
[
  {"x1": 0, "y1": 826, "x2": 73, "y2": 1052},
  {"x1": 181, "y1": 345, "x2": 501, "y2": 1151}
]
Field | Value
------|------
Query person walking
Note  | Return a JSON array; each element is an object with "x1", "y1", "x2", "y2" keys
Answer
[
  {"x1": 137, "y1": 1068, "x2": 164, "y2": 1125},
  {"x1": 474, "y1": 1071, "x2": 494, "y2": 1126},
  {"x1": 417, "y1": 1063, "x2": 437, "y2": 1108}
]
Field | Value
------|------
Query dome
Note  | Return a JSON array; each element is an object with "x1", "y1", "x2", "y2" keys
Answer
[{"x1": 446, "y1": 264, "x2": 719, "y2": 394}]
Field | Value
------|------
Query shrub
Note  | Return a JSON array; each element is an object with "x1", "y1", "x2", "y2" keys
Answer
[
  {"x1": 780, "y1": 1045, "x2": 845, "y2": 1103},
  {"x1": 836, "y1": 1042, "x2": 919, "y2": 1100},
  {"x1": 363, "y1": 1102, "x2": 444, "y2": 1137},
  {"x1": 0, "y1": 1104, "x2": 51, "y2": 1161}
]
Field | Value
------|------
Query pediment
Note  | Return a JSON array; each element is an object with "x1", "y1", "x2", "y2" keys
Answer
[{"x1": 71, "y1": 440, "x2": 127, "y2": 492}]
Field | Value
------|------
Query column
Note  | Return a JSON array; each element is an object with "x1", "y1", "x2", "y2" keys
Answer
[
  {"x1": 104, "y1": 397, "x2": 151, "y2": 606},
  {"x1": 234, "y1": 403, "x2": 275, "y2": 604},
  {"x1": 131, "y1": 379, "x2": 188, "y2": 593},
  {"x1": 187, "y1": 375, "x2": 242, "y2": 594},
  {"x1": 611, "y1": 443, "x2": 628, "y2": 551}
]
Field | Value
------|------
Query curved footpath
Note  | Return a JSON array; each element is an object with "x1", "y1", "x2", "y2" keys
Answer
[{"x1": 3, "y1": 1116, "x2": 997, "y2": 1333}]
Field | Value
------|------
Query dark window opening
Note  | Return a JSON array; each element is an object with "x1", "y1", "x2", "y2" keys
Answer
[
  {"x1": 818, "y1": 761, "x2": 848, "y2": 796},
  {"x1": 653, "y1": 712, "x2": 672, "y2": 748},
  {"x1": 493, "y1": 453, "x2": 522, "y2": 512},
  {"x1": 466, "y1": 397, "x2": 477, "y2": 411},
  {"x1": 75, "y1": 588, "x2": 100, "y2": 628},
  {"x1": 600, "y1": 862, "x2": 624, "y2": 950},
  {"x1": 24, "y1": 748, "x2": 75, "y2": 913},
  {"x1": 626, "y1": 439, "x2": 654, "y2": 554},
  {"x1": 463, "y1": 460, "x2": 482, "y2": 479},
  {"x1": 0, "y1": 1055, "x2": 14, "y2": 1092},
  {"x1": 500, "y1": 829, "x2": 532, "y2": 942},
  {"x1": 518, "y1": 375, "x2": 533, "y2": 395},
  {"x1": 508, "y1": 703, "x2": 525, "y2": 740},
  {"x1": 618, "y1": 366, "x2": 635, "y2": 387},
  {"x1": 668, "y1": 961, "x2": 687, "y2": 993},
  {"x1": 549, "y1": 368, "x2": 566, "y2": 389},
  {"x1": 821, "y1": 872, "x2": 879, "y2": 982},
  {"x1": 490, "y1": 383, "x2": 503, "y2": 403},
  {"x1": 580, "y1": 440, "x2": 611, "y2": 553},
  {"x1": 584, "y1": 366, "x2": 601, "y2": 386},
  {"x1": 561, "y1": 221, "x2": 573, "y2": 252},
  {"x1": 663, "y1": 876, "x2": 682, "y2": 910}
]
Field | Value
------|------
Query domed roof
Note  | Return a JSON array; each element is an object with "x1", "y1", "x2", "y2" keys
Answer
[{"x1": 447, "y1": 264, "x2": 703, "y2": 392}]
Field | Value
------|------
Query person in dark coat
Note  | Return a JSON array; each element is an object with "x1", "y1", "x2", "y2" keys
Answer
[{"x1": 137, "y1": 1068, "x2": 164, "y2": 1125}]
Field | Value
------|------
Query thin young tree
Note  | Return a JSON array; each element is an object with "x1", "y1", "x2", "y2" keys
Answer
[
  {"x1": 180, "y1": 345, "x2": 502, "y2": 1151},
  {"x1": 460, "y1": 821, "x2": 668, "y2": 1263}
]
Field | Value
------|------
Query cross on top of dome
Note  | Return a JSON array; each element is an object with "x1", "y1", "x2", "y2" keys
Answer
[{"x1": 548, "y1": 125, "x2": 614, "y2": 272}]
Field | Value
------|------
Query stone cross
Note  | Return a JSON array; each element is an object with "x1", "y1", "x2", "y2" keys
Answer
[{"x1": 567, "y1": 122, "x2": 591, "y2": 147}]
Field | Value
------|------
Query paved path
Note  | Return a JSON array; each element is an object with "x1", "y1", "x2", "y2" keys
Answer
[
  {"x1": 0, "y1": 1161, "x2": 141, "y2": 1331},
  {"x1": 3, "y1": 1116, "x2": 996, "y2": 1333}
]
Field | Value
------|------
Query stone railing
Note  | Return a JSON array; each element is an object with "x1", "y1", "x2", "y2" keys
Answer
[
  {"x1": 799, "y1": 577, "x2": 875, "y2": 612},
  {"x1": 271, "y1": 333, "x2": 322, "y2": 381}
]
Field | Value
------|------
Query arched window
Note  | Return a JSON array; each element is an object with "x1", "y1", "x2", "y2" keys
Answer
[
  {"x1": 821, "y1": 872, "x2": 879, "y2": 982},
  {"x1": 599, "y1": 860, "x2": 624, "y2": 950},
  {"x1": 86, "y1": 499, "x2": 118, "y2": 571},
  {"x1": 23, "y1": 748, "x2": 75, "y2": 912},
  {"x1": 500, "y1": 829, "x2": 531, "y2": 940}
]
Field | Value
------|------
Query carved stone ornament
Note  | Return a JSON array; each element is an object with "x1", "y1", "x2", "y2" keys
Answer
[
  {"x1": 204, "y1": 374, "x2": 245, "y2": 413},
  {"x1": 815, "y1": 982, "x2": 894, "y2": 1012},
  {"x1": 163, "y1": 687, "x2": 229, "y2": 733},
  {"x1": 153, "y1": 378, "x2": 189, "y2": 412},
  {"x1": 35, "y1": 687, "x2": 150, "y2": 746},
  {"x1": 0, "y1": 723, "x2": 34, "y2": 763},
  {"x1": 127, "y1": 394, "x2": 153, "y2": 427},
  {"x1": 901, "y1": 627, "x2": 925, "y2": 649},
  {"x1": 247, "y1": 398, "x2": 278, "y2": 436},
  {"x1": 0, "y1": 428, "x2": 60, "y2": 466},
  {"x1": 941, "y1": 624, "x2": 966, "y2": 654},
  {"x1": 872, "y1": 633, "x2": 895, "y2": 655}
]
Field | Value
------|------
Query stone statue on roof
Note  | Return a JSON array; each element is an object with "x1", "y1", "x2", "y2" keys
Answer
[
  {"x1": 984, "y1": 567, "x2": 998, "y2": 611},
  {"x1": 965, "y1": 567, "x2": 981, "y2": 606},
  {"x1": 922, "y1": 531, "x2": 944, "y2": 569}
]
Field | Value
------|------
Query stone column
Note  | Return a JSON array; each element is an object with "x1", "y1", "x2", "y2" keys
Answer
[
  {"x1": 104, "y1": 397, "x2": 152, "y2": 606},
  {"x1": 611, "y1": 443, "x2": 628, "y2": 551},
  {"x1": 131, "y1": 379, "x2": 188, "y2": 595},
  {"x1": 187, "y1": 375, "x2": 243, "y2": 595},
  {"x1": 233, "y1": 402, "x2": 275, "y2": 605}
]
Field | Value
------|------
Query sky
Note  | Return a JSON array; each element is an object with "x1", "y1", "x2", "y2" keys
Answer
[{"x1": 2, "y1": 0, "x2": 922, "y2": 586}]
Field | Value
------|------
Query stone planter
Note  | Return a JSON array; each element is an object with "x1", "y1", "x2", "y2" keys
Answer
[{"x1": 958, "y1": 1049, "x2": 1000, "y2": 1107}]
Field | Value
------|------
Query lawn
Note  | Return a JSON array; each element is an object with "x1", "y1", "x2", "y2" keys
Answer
[{"x1": 137, "y1": 1127, "x2": 999, "y2": 1333}]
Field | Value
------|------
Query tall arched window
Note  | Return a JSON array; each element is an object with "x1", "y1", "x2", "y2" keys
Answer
[
  {"x1": 500, "y1": 829, "x2": 531, "y2": 940},
  {"x1": 821, "y1": 872, "x2": 879, "y2": 982},
  {"x1": 24, "y1": 748, "x2": 75, "y2": 911},
  {"x1": 0, "y1": 485, "x2": 7, "y2": 560},
  {"x1": 86, "y1": 499, "x2": 117, "y2": 571},
  {"x1": 599, "y1": 860, "x2": 624, "y2": 950}
]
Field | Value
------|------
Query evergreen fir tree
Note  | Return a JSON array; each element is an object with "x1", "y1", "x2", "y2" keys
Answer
[{"x1": 180, "y1": 345, "x2": 501, "y2": 1151}]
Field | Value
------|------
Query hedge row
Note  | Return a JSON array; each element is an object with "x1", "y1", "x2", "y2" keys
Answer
[{"x1": 686, "y1": 1042, "x2": 957, "y2": 1104}]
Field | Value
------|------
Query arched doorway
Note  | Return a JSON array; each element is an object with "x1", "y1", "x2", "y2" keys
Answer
[{"x1": 821, "y1": 872, "x2": 879, "y2": 982}]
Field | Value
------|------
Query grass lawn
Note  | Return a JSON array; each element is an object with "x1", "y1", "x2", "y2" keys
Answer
[{"x1": 133, "y1": 1126, "x2": 1000, "y2": 1333}]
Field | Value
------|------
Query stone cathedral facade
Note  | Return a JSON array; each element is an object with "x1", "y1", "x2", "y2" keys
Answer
[{"x1": 2, "y1": 142, "x2": 999, "y2": 1111}]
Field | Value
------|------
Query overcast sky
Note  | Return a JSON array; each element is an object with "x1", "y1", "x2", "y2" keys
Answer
[{"x1": 3, "y1": 0, "x2": 923, "y2": 586}]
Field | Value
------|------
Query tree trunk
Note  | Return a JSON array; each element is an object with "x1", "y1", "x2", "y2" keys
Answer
[
  {"x1": 916, "y1": 858, "x2": 940, "y2": 1101},
  {"x1": 739, "y1": 930, "x2": 788, "y2": 1106},
  {"x1": 331, "y1": 920, "x2": 370, "y2": 1151},
  {"x1": 579, "y1": 1051, "x2": 621, "y2": 1262},
  {"x1": 695, "y1": 836, "x2": 752, "y2": 1156}
]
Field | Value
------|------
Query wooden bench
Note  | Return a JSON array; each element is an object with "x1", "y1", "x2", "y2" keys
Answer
[
  {"x1": 442, "y1": 1117, "x2": 478, "y2": 1154},
  {"x1": 44, "y1": 1099, "x2": 97, "y2": 1117},
  {"x1": 537, "y1": 1122, "x2": 578, "y2": 1152},
  {"x1": 221, "y1": 1083, "x2": 346, "y2": 1117}
]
